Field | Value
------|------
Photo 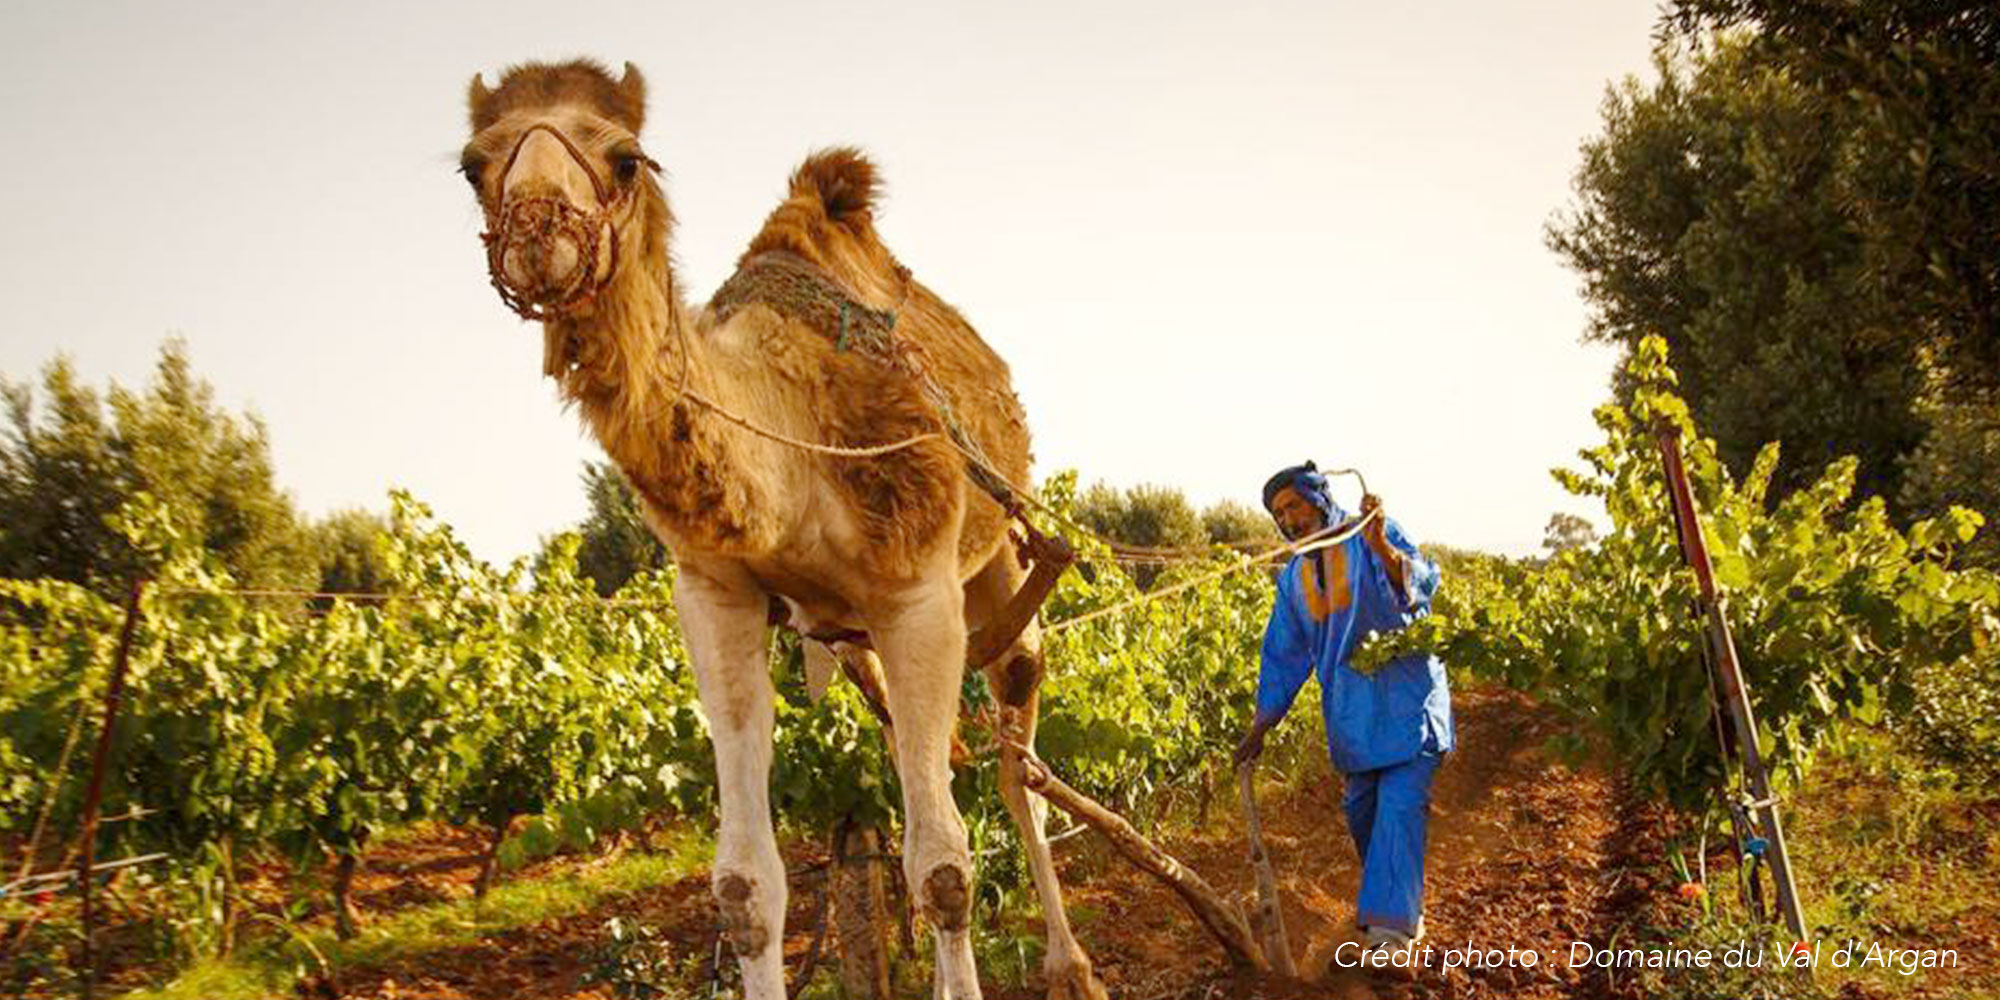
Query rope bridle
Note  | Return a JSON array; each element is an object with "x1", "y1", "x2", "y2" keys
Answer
[{"x1": 480, "y1": 123, "x2": 645, "y2": 321}]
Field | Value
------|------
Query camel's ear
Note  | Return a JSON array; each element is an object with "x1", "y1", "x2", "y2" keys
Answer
[
  {"x1": 617, "y1": 61, "x2": 647, "y2": 132},
  {"x1": 467, "y1": 72, "x2": 493, "y2": 130}
]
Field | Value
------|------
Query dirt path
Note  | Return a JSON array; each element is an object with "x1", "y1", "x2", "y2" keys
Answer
[{"x1": 1027, "y1": 684, "x2": 1629, "y2": 1000}]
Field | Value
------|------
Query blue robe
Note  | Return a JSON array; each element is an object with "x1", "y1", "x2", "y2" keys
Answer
[{"x1": 1253, "y1": 514, "x2": 1452, "y2": 933}]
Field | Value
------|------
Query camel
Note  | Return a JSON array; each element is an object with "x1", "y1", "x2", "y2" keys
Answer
[{"x1": 458, "y1": 59, "x2": 1107, "y2": 1000}]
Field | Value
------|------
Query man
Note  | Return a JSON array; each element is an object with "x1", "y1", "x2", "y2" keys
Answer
[{"x1": 1234, "y1": 461, "x2": 1453, "y2": 953}]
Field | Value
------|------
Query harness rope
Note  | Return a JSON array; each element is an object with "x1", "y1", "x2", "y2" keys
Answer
[
  {"x1": 645, "y1": 251, "x2": 1395, "y2": 633},
  {"x1": 1045, "y1": 510, "x2": 1381, "y2": 635},
  {"x1": 143, "y1": 509, "x2": 1378, "y2": 635}
]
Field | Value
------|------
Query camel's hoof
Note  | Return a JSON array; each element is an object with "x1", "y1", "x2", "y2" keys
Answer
[
  {"x1": 716, "y1": 872, "x2": 769, "y2": 958},
  {"x1": 1045, "y1": 960, "x2": 1109, "y2": 1000}
]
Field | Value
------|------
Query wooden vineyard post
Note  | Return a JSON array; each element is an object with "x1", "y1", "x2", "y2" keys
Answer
[
  {"x1": 76, "y1": 578, "x2": 146, "y2": 1000},
  {"x1": 829, "y1": 821, "x2": 894, "y2": 1000},
  {"x1": 1236, "y1": 763, "x2": 1296, "y2": 976},
  {"x1": 1654, "y1": 427, "x2": 1807, "y2": 941}
]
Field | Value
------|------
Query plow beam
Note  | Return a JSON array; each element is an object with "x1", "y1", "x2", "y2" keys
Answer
[
  {"x1": 1006, "y1": 740, "x2": 1268, "y2": 972},
  {"x1": 804, "y1": 524, "x2": 1073, "y2": 672},
  {"x1": 966, "y1": 526, "x2": 1074, "y2": 669}
]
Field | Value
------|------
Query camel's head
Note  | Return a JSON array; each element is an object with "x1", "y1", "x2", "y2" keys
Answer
[{"x1": 461, "y1": 59, "x2": 660, "y2": 322}]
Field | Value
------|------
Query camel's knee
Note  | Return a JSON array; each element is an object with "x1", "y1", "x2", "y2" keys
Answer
[
  {"x1": 996, "y1": 651, "x2": 1042, "y2": 708},
  {"x1": 715, "y1": 871, "x2": 772, "y2": 958},
  {"x1": 920, "y1": 863, "x2": 973, "y2": 933}
]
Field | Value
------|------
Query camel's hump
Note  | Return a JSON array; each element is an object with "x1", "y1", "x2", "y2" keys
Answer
[{"x1": 789, "y1": 147, "x2": 880, "y2": 227}]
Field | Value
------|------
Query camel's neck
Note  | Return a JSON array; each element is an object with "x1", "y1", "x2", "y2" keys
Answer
[
  {"x1": 549, "y1": 191, "x2": 766, "y2": 550},
  {"x1": 553, "y1": 243, "x2": 694, "y2": 457}
]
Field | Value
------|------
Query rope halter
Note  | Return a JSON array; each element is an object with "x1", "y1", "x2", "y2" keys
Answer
[{"x1": 480, "y1": 122, "x2": 648, "y2": 321}]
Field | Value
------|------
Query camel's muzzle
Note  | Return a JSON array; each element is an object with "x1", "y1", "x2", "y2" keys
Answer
[
  {"x1": 483, "y1": 193, "x2": 616, "y2": 321},
  {"x1": 480, "y1": 123, "x2": 630, "y2": 322}
]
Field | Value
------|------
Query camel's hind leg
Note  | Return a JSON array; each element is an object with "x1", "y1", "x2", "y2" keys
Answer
[
  {"x1": 870, "y1": 575, "x2": 983, "y2": 1000},
  {"x1": 969, "y1": 553, "x2": 1109, "y2": 1000},
  {"x1": 676, "y1": 566, "x2": 787, "y2": 1000}
]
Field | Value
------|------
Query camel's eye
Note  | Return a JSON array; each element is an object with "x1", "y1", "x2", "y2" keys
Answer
[
  {"x1": 459, "y1": 155, "x2": 487, "y2": 190},
  {"x1": 611, "y1": 152, "x2": 645, "y2": 185}
]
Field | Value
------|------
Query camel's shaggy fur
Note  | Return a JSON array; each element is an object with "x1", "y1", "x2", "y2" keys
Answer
[{"x1": 461, "y1": 59, "x2": 1101, "y2": 1000}]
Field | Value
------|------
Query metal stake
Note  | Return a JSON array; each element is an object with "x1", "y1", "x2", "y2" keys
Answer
[
  {"x1": 1653, "y1": 430, "x2": 1806, "y2": 940},
  {"x1": 76, "y1": 578, "x2": 145, "y2": 1000}
]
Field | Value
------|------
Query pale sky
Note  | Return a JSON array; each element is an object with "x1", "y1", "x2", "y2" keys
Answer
[{"x1": 0, "y1": 0, "x2": 1659, "y2": 562}]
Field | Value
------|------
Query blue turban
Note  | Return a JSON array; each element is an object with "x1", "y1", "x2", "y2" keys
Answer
[{"x1": 1261, "y1": 461, "x2": 1345, "y2": 526}]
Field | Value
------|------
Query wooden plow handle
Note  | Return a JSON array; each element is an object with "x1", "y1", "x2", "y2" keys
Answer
[{"x1": 1237, "y1": 763, "x2": 1298, "y2": 976}]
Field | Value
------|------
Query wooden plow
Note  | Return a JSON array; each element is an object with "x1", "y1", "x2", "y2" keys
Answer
[
  {"x1": 785, "y1": 517, "x2": 1301, "y2": 975},
  {"x1": 1003, "y1": 739, "x2": 1278, "y2": 971},
  {"x1": 994, "y1": 528, "x2": 1298, "y2": 973},
  {"x1": 1000, "y1": 739, "x2": 1302, "y2": 974}
]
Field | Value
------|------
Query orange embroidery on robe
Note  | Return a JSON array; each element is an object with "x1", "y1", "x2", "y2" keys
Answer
[{"x1": 1300, "y1": 546, "x2": 1352, "y2": 622}]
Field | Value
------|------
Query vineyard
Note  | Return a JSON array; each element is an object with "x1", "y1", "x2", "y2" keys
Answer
[
  {"x1": 0, "y1": 470, "x2": 1293, "y2": 994},
  {"x1": 3, "y1": 339, "x2": 1998, "y2": 999}
]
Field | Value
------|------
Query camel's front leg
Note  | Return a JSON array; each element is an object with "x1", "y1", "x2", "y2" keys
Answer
[
  {"x1": 871, "y1": 578, "x2": 983, "y2": 1000},
  {"x1": 676, "y1": 568, "x2": 786, "y2": 1000}
]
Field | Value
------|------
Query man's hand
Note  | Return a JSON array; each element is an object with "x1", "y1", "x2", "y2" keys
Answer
[
  {"x1": 1360, "y1": 493, "x2": 1389, "y2": 549},
  {"x1": 1234, "y1": 720, "x2": 1270, "y2": 769},
  {"x1": 1360, "y1": 493, "x2": 1411, "y2": 599}
]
